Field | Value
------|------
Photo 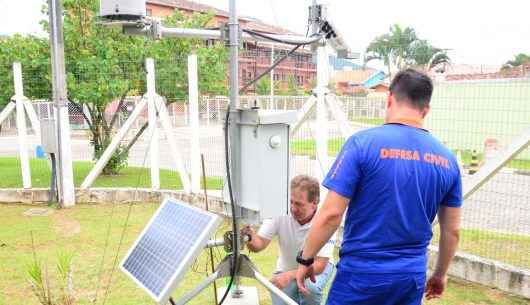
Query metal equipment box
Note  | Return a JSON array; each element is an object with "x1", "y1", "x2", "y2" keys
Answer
[
  {"x1": 226, "y1": 109, "x2": 297, "y2": 222},
  {"x1": 40, "y1": 119, "x2": 58, "y2": 154}
]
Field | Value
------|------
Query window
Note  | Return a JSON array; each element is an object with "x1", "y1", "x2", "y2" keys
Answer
[{"x1": 146, "y1": 9, "x2": 153, "y2": 16}]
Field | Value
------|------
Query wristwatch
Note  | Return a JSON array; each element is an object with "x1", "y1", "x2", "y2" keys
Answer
[{"x1": 296, "y1": 250, "x2": 314, "y2": 266}]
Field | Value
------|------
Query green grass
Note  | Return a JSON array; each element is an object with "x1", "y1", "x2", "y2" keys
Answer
[
  {"x1": 458, "y1": 150, "x2": 530, "y2": 170},
  {"x1": 290, "y1": 140, "x2": 530, "y2": 170},
  {"x1": 290, "y1": 138, "x2": 345, "y2": 158},
  {"x1": 0, "y1": 203, "x2": 528, "y2": 305},
  {"x1": 431, "y1": 228, "x2": 530, "y2": 270},
  {"x1": 352, "y1": 117, "x2": 384, "y2": 125},
  {"x1": 0, "y1": 157, "x2": 223, "y2": 190}
]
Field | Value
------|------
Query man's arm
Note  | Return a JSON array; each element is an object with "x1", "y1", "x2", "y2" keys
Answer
[
  {"x1": 296, "y1": 191, "x2": 348, "y2": 294},
  {"x1": 425, "y1": 206, "x2": 461, "y2": 299},
  {"x1": 272, "y1": 257, "x2": 329, "y2": 289},
  {"x1": 242, "y1": 225, "x2": 271, "y2": 252},
  {"x1": 301, "y1": 191, "x2": 348, "y2": 259}
]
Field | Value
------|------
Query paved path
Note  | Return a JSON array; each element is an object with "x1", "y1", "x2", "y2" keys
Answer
[{"x1": 0, "y1": 124, "x2": 529, "y2": 235}]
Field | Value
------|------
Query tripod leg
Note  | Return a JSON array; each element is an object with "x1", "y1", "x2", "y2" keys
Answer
[
  {"x1": 171, "y1": 271, "x2": 219, "y2": 305},
  {"x1": 254, "y1": 270, "x2": 298, "y2": 305}
]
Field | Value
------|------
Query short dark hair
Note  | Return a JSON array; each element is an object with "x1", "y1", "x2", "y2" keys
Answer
[
  {"x1": 389, "y1": 69, "x2": 433, "y2": 110},
  {"x1": 291, "y1": 175, "x2": 320, "y2": 203}
]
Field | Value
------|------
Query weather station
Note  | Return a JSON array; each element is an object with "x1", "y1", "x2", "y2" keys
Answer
[{"x1": 98, "y1": 0, "x2": 357, "y2": 304}]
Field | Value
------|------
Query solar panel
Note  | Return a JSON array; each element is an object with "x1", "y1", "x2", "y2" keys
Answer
[{"x1": 120, "y1": 198, "x2": 222, "y2": 304}]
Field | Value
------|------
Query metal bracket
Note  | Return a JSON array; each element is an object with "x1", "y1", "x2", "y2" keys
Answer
[
  {"x1": 220, "y1": 22, "x2": 243, "y2": 47},
  {"x1": 151, "y1": 19, "x2": 163, "y2": 40},
  {"x1": 308, "y1": 4, "x2": 323, "y2": 24}
]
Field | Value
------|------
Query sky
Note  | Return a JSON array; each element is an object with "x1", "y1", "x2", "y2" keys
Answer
[{"x1": 1, "y1": 0, "x2": 529, "y2": 68}]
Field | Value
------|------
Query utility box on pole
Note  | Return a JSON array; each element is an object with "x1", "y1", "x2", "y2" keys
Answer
[
  {"x1": 40, "y1": 119, "x2": 58, "y2": 154},
  {"x1": 226, "y1": 109, "x2": 297, "y2": 223}
]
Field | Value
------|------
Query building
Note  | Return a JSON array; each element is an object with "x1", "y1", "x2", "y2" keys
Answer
[
  {"x1": 330, "y1": 67, "x2": 387, "y2": 96},
  {"x1": 146, "y1": 0, "x2": 316, "y2": 92}
]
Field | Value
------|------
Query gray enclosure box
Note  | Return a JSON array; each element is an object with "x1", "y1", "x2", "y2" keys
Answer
[
  {"x1": 40, "y1": 119, "x2": 58, "y2": 154},
  {"x1": 227, "y1": 109, "x2": 297, "y2": 222},
  {"x1": 100, "y1": 0, "x2": 146, "y2": 21}
]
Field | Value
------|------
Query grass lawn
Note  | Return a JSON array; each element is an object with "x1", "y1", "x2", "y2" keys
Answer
[
  {"x1": 352, "y1": 117, "x2": 384, "y2": 126},
  {"x1": 290, "y1": 139, "x2": 530, "y2": 170},
  {"x1": 431, "y1": 227, "x2": 530, "y2": 270},
  {"x1": 0, "y1": 157, "x2": 223, "y2": 190},
  {"x1": 0, "y1": 203, "x2": 528, "y2": 305}
]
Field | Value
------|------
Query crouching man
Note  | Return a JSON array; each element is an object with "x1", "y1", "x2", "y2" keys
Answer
[{"x1": 242, "y1": 175, "x2": 335, "y2": 305}]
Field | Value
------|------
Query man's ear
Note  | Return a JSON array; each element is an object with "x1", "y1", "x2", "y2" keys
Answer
[
  {"x1": 422, "y1": 105, "x2": 431, "y2": 118},
  {"x1": 387, "y1": 93, "x2": 393, "y2": 109}
]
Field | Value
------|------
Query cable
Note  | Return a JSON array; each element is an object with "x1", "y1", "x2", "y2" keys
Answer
[
  {"x1": 243, "y1": 29, "x2": 321, "y2": 46},
  {"x1": 100, "y1": 96, "x2": 159, "y2": 305},
  {"x1": 218, "y1": 18, "x2": 322, "y2": 305},
  {"x1": 240, "y1": 44, "x2": 301, "y2": 94},
  {"x1": 217, "y1": 98, "x2": 239, "y2": 305}
]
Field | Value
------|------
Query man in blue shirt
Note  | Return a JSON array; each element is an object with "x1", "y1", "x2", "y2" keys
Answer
[{"x1": 295, "y1": 69, "x2": 462, "y2": 305}]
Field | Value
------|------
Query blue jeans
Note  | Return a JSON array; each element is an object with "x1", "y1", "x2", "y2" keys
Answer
[
  {"x1": 325, "y1": 269, "x2": 426, "y2": 305},
  {"x1": 271, "y1": 262, "x2": 334, "y2": 305}
]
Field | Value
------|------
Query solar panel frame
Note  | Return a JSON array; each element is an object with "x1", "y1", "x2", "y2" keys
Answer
[{"x1": 120, "y1": 198, "x2": 222, "y2": 304}]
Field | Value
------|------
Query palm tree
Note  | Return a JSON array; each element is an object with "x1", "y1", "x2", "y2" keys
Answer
[
  {"x1": 365, "y1": 33, "x2": 393, "y2": 77},
  {"x1": 409, "y1": 39, "x2": 451, "y2": 72},
  {"x1": 364, "y1": 24, "x2": 450, "y2": 77},
  {"x1": 387, "y1": 24, "x2": 418, "y2": 70}
]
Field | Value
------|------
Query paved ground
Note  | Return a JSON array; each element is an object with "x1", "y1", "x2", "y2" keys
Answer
[{"x1": 1, "y1": 124, "x2": 529, "y2": 236}]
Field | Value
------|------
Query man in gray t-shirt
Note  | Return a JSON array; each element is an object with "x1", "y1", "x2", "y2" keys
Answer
[{"x1": 242, "y1": 175, "x2": 335, "y2": 305}]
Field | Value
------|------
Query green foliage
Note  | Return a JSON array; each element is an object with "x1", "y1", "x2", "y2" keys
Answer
[
  {"x1": 285, "y1": 75, "x2": 298, "y2": 96},
  {"x1": 0, "y1": 0, "x2": 228, "y2": 175},
  {"x1": 256, "y1": 77, "x2": 271, "y2": 95},
  {"x1": 0, "y1": 35, "x2": 50, "y2": 108},
  {"x1": 365, "y1": 24, "x2": 450, "y2": 77},
  {"x1": 26, "y1": 248, "x2": 76, "y2": 305},
  {"x1": 93, "y1": 139, "x2": 129, "y2": 176},
  {"x1": 502, "y1": 53, "x2": 530, "y2": 69}
]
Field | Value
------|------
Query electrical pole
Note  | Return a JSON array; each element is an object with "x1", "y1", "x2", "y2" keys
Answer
[{"x1": 48, "y1": 0, "x2": 76, "y2": 207}]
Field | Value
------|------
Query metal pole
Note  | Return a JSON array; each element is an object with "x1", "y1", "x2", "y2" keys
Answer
[
  {"x1": 201, "y1": 154, "x2": 219, "y2": 305},
  {"x1": 270, "y1": 43, "x2": 275, "y2": 105},
  {"x1": 146, "y1": 58, "x2": 160, "y2": 190},
  {"x1": 189, "y1": 53, "x2": 201, "y2": 193},
  {"x1": 227, "y1": 0, "x2": 243, "y2": 296},
  {"x1": 13, "y1": 63, "x2": 31, "y2": 189},
  {"x1": 48, "y1": 0, "x2": 75, "y2": 206}
]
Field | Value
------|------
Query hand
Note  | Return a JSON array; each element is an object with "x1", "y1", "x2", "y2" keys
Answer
[
  {"x1": 240, "y1": 225, "x2": 255, "y2": 243},
  {"x1": 296, "y1": 264, "x2": 316, "y2": 295},
  {"x1": 271, "y1": 272, "x2": 293, "y2": 290},
  {"x1": 425, "y1": 274, "x2": 447, "y2": 300}
]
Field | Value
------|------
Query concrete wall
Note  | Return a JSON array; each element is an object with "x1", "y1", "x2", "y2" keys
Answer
[
  {"x1": 428, "y1": 245, "x2": 530, "y2": 298},
  {"x1": 0, "y1": 188, "x2": 227, "y2": 216}
]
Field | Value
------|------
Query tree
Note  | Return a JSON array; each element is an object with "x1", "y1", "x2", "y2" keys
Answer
[
  {"x1": 0, "y1": 35, "x2": 50, "y2": 108},
  {"x1": 0, "y1": 0, "x2": 228, "y2": 175},
  {"x1": 364, "y1": 24, "x2": 450, "y2": 77},
  {"x1": 409, "y1": 39, "x2": 450, "y2": 72},
  {"x1": 256, "y1": 77, "x2": 271, "y2": 95},
  {"x1": 502, "y1": 53, "x2": 530, "y2": 69},
  {"x1": 286, "y1": 75, "x2": 298, "y2": 96}
]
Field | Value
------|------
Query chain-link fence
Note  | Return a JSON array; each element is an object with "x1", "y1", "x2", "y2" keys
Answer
[
  {"x1": 1, "y1": 54, "x2": 529, "y2": 301},
  {"x1": 427, "y1": 79, "x2": 530, "y2": 271}
]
